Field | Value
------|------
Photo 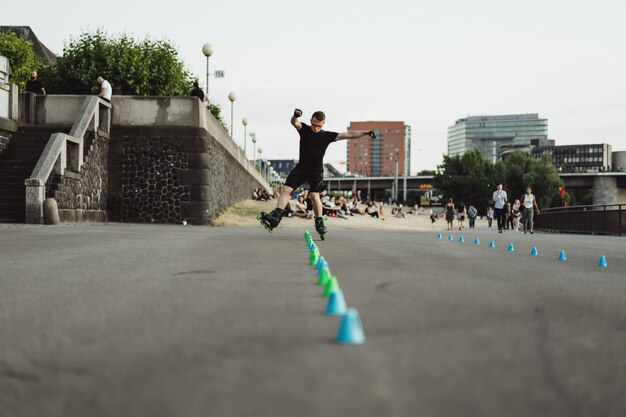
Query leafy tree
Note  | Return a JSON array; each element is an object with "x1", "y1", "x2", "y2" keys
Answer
[
  {"x1": 435, "y1": 149, "x2": 563, "y2": 212},
  {"x1": 0, "y1": 30, "x2": 42, "y2": 90},
  {"x1": 417, "y1": 169, "x2": 436, "y2": 176},
  {"x1": 42, "y1": 31, "x2": 194, "y2": 96},
  {"x1": 493, "y1": 151, "x2": 562, "y2": 208},
  {"x1": 434, "y1": 148, "x2": 494, "y2": 213},
  {"x1": 525, "y1": 154, "x2": 563, "y2": 208}
]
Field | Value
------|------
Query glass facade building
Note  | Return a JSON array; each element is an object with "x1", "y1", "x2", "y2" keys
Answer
[{"x1": 447, "y1": 114, "x2": 548, "y2": 163}]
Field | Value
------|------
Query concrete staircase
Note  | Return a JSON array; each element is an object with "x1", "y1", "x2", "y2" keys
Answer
[{"x1": 0, "y1": 127, "x2": 64, "y2": 223}]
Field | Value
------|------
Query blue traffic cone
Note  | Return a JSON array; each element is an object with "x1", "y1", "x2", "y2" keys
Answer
[
  {"x1": 437, "y1": 232, "x2": 443, "y2": 239},
  {"x1": 326, "y1": 288, "x2": 347, "y2": 316},
  {"x1": 531, "y1": 246, "x2": 538, "y2": 256},
  {"x1": 558, "y1": 250, "x2": 567, "y2": 261},
  {"x1": 507, "y1": 243, "x2": 514, "y2": 252},
  {"x1": 489, "y1": 240, "x2": 495, "y2": 248},
  {"x1": 308, "y1": 241, "x2": 316, "y2": 251},
  {"x1": 336, "y1": 308, "x2": 365, "y2": 345},
  {"x1": 448, "y1": 234, "x2": 453, "y2": 241},
  {"x1": 316, "y1": 256, "x2": 325, "y2": 271},
  {"x1": 474, "y1": 237, "x2": 480, "y2": 245},
  {"x1": 598, "y1": 255, "x2": 607, "y2": 267},
  {"x1": 459, "y1": 235, "x2": 465, "y2": 243}
]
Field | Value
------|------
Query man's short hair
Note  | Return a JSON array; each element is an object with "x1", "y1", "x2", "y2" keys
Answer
[{"x1": 312, "y1": 111, "x2": 325, "y2": 121}]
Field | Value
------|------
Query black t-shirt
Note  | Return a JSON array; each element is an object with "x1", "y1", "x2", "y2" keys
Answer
[
  {"x1": 297, "y1": 123, "x2": 339, "y2": 169},
  {"x1": 25, "y1": 79, "x2": 44, "y2": 94},
  {"x1": 191, "y1": 87, "x2": 204, "y2": 101}
]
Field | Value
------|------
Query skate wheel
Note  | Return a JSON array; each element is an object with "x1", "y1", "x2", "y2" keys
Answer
[{"x1": 320, "y1": 234, "x2": 326, "y2": 241}]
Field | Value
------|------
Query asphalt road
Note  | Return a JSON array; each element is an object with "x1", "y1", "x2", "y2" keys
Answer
[{"x1": 1, "y1": 222, "x2": 625, "y2": 417}]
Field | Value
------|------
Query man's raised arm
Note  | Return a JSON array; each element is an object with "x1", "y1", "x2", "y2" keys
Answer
[
  {"x1": 291, "y1": 108, "x2": 303, "y2": 130},
  {"x1": 336, "y1": 130, "x2": 376, "y2": 141}
]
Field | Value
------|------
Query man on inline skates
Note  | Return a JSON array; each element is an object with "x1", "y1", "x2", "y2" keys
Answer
[{"x1": 258, "y1": 108, "x2": 375, "y2": 239}]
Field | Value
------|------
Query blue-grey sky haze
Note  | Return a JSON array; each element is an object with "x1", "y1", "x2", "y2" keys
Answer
[{"x1": 4, "y1": 0, "x2": 626, "y2": 172}]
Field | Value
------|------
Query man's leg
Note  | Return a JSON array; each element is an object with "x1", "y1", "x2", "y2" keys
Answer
[
  {"x1": 310, "y1": 192, "x2": 323, "y2": 218},
  {"x1": 276, "y1": 185, "x2": 294, "y2": 210}
]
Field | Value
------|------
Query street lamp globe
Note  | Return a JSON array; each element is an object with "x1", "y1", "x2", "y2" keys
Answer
[
  {"x1": 202, "y1": 43, "x2": 214, "y2": 57},
  {"x1": 242, "y1": 118, "x2": 248, "y2": 126},
  {"x1": 228, "y1": 92, "x2": 236, "y2": 102}
]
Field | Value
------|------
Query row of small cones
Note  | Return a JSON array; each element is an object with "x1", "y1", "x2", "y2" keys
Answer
[
  {"x1": 305, "y1": 230, "x2": 365, "y2": 345},
  {"x1": 437, "y1": 232, "x2": 608, "y2": 267}
]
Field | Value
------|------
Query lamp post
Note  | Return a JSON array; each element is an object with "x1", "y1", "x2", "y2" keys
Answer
[
  {"x1": 394, "y1": 149, "x2": 399, "y2": 202},
  {"x1": 266, "y1": 160, "x2": 272, "y2": 180},
  {"x1": 228, "y1": 92, "x2": 236, "y2": 138},
  {"x1": 202, "y1": 43, "x2": 213, "y2": 98},
  {"x1": 242, "y1": 118, "x2": 248, "y2": 156},
  {"x1": 251, "y1": 134, "x2": 256, "y2": 167},
  {"x1": 258, "y1": 148, "x2": 263, "y2": 172}
]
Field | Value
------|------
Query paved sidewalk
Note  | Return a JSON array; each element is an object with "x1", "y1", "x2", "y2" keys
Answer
[{"x1": 1, "y1": 223, "x2": 625, "y2": 417}]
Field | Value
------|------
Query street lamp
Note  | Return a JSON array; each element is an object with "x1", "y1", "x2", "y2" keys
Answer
[
  {"x1": 394, "y1": 149, "x2": 399, "y2": 202},
  {"x1": 228, "y1": 91, "x2": 236, "y2": 138},
  {"x1": 251, "y1": 133, "x2": 256, "y2": 166},
  {"x1": 242, "y1": 118, "x2": 248, "y2": 156},
  {"x1": 202, "y1": 43, "x2": 214, "y2": 98},
  {"x1": 266, "y1": 160, "x2": 272, "y2": 179},
  {"x1": 258, "y1": 148, "x2": 263, "y2": 171}
]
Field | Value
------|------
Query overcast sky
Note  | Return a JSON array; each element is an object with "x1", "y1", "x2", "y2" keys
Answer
[{"x1": 4, "y1": 0, "x2": 626, "y2": 172}]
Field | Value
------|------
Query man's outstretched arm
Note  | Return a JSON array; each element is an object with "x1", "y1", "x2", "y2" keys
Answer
[
  {"x1": 291, "y1": 108, "x2": 303, "y2": 130},
  {"x1": 336, "y1": 130, "x2": 376, "y2": 141}
]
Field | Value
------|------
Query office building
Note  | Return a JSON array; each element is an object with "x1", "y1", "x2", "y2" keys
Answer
[
  {"x1": 347, "y1": 121, "x2": 411, "y2": 177},
  {"x1": 531, "y1": 143, "x2": 612, "y2": 172},
  {"x1": 448, "y1": 114, "x2": 548, "y2": 162}
]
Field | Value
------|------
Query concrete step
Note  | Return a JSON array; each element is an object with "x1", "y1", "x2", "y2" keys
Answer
[
  {"x1": 0, "y1": 195, "x2": 25, "y2": 204},
  {"x1": 0, "y1": 184, "x2": 27, "y2": 194}
]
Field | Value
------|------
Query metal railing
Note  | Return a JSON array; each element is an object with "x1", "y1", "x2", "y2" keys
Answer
[
  {"x1": 24, "y1": 96, "x2": 111, "y2": 223},
  {"x1": 535, "y1": 203, "x2": 625, "y2": 236}
]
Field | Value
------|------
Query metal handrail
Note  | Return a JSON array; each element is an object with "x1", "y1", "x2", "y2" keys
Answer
[{"x1": 536, "y1": 203, "x2": 625, "y2": 236}]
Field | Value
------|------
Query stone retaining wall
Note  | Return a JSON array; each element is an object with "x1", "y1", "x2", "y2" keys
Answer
[
  {"x1": 109, "y1": 126, "x2": 262, "y2": 225},
  {"x1": 53, "y1": 132, "x2": 108, "y2": 221}
]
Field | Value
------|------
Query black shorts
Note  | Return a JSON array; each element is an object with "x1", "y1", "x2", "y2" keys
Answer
[{"x1": 285, "y1": 166, "x2": 325, "y2": 192}]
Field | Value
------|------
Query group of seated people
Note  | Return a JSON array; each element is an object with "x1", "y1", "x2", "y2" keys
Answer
[
  {"x1": 280, "y1": 190, "x2": 382, "y2": 220},
  {"x1": 252, "y1": 188, "x2": 276, "y2": 202}
]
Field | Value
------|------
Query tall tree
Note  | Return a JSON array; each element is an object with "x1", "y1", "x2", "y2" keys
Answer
[
  {"x1": 41, "y1": 31, "x2": 194, "y2": 96},
  {"x1": 0, "y1": 30, "x2": 42, "y2": 90},
  {"x1": 434, "y1": 149, "x2": 494, "y2": 213}
]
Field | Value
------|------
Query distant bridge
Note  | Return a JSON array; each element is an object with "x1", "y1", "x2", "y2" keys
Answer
[{"x1": 323, "y1": 172, "x2": 626, "y2": 205}]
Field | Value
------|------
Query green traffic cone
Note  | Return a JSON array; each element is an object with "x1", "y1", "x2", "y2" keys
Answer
[
  {"x1": 323, "y1": 276, "x2": 339, "y2": 297},
  {"x1": 309, "y1": 247, "x2": 319, "y2": 265},
  {"x1": 318, "y1": 266, "x2": 331, "y2": 286}
]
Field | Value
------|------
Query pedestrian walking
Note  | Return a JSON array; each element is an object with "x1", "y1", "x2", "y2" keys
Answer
[
  {"x1": 486, "y1": 206, "x2": 494, "y2": 228},
  {"x1": 443, "y1": 198, "x2": 455, "y2": 231},
  {"x1": 456, "y1": 201, "x2": 466, "y2": 230},
  {"x1": 512, "y1": 199, "x2": 522, "y2": 231},
  {"x1": 492, "y1": 184, "x2": 508, "y2": 233},
  {"x1": 521, "y1": 186, "x2": 540, "y2": 234},
  {"x1": 468, "y1": 204, "x2": 477, "y2": 228}
]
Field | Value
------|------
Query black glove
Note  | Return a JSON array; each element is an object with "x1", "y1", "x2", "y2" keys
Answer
[
  {"x1": 293, "y1": 108, "x2": 302, "y2": 118},
  {"x1": 368, "y1": 130, "x2": 376, "y2": 139}
]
